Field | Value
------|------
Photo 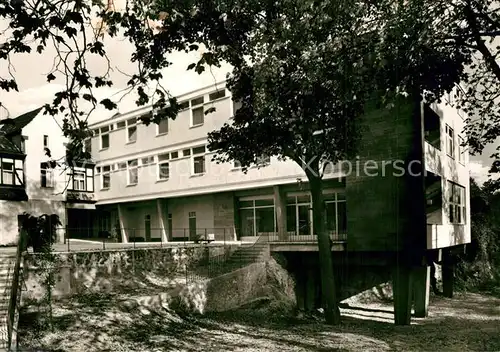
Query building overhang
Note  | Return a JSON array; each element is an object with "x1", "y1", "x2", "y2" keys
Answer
[
  {"x1": 0, "y1": 186, "x2": 28, "y2": 201},
  {"x1": 66, "y1": 191, "x2": 97, "y2": 205},
  {"x1": 65, "y1": 202, "x2": 96, "y2": 210}
]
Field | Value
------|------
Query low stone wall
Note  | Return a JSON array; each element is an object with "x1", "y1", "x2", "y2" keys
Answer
[{"x1": 22, "y1": 245, "x2": 237, "y2": 305}]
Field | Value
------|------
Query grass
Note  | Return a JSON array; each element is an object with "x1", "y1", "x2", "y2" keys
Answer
[{"x1": 18, "y1": 291, "x2": 500, "y2": 351}]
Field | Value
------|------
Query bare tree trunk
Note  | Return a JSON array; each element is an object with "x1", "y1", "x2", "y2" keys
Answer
[{"x1": 308, "y1": 174, "x2": 341, "y2": 325}]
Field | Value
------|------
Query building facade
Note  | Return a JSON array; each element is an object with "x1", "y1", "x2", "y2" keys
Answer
[
  {"x1": 0, "y1": 81, "x2": 470, "y2": 253},
  {"x1": 0, "y1": 108, "x2": 96, "y2": 245}
]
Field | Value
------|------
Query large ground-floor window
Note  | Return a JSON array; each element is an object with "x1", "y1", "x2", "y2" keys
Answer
[
  {"x1": 239, "y1": 197, "x2": 275, "y2": 236},
  {"x1": 286, "y1": 191, "x2": 346, "y2": 236},
  {"x1": 286, "y1": 194, "x2": 313, "y2": 236},
  {"x1": 325, "y1": 192, "x2": 347, "y2": 236},
  {"x1": 238, "y1": 190, "x2": 346, "y2": 237}
]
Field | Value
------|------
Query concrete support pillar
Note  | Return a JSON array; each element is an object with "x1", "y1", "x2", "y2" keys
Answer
[
  {"x1": 273, "y1": 185, "x2": 287, "y2": 240},
  {"x1": 442, "y1": 250, "x2": 454, "y2": 298},
  {"x1": 117, "y1": 204, "x2": 128, "y2": 244},
  {"x1": 411, "y1": 266, "x2": 430, "y2": 318},
  {"x1": 233, "y1": 194, "x2": 241, "y2": 241},
  {"x1": 157, "y1": 199, "x2": 169, "y2": 242},
  {"x1": 305, "y1": 266, "x2": 316, "y2": 312},
  {"x1": 392, "y1": 264, "x2": 412, "y2": 325}
]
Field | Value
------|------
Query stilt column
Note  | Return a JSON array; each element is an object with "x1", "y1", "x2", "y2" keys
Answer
[
  {"x1": 411, "y1": 265, "x2": 430, "y2": 317},
  {"x1": 392, "y1": 264, "x2": 412, "y2": 325}
]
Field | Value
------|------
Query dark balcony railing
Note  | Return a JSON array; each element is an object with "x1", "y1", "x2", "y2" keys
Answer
[
  {"x1": 245, "y1": 229, "x2": 347, "y2": 243},
  {"x1": 31, "y1": 226, "x2": 349, "y2": 253}
]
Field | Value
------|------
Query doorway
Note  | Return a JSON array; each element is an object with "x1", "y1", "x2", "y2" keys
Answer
[{"x1": 144, "y1": 214, "x2": 151, "y2": 241}]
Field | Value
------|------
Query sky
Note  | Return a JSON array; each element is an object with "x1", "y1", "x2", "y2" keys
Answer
[{"x1": 0, "y1": 7, "x2": 495, "y2": 185}]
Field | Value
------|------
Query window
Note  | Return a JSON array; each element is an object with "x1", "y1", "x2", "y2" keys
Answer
[
  {"x1": 67, "y1": 166, "x2": 93, "y2": 191},
  {"x1": 96, "y1": 167, "x2": 101, "y2": 174},
  {"x1": 43, "y1": 135, "x2": 49, "y2": 148},
  {"x1": 127, "y1": 159, "x2": 138, "y2": 185},
  {"x1": 324, "y1": 192, "x2": 347, "y2": 237},
  {"x1": 141, "y1": 156, "x2": 154, "y2": 166},
  {"x1": 101, "y1": 165, "x2": 111, "y2": 189},
  {"x1": 448, "y1": 182, "x2": 466, "y2": 224},
  {"x1": 99, "y1": 125, "x2": 110, "y2": 149},
  {"x1": 192, "y1": 146, "x2": 206, "y2": 175},
  {"x1": 183, "y1": 149, "x2": 191, "y2": 157},
  {"x1": 157, "y1": 119, "x2": 168, "y2": 135},
  {"x1": 445, "y1": 124, "x2": 454, "y2": 158},
  {"x1": 158, "y1": 153, "x2": 170, "y2": 180},
  {"x1": 117, "y1": 121, "x2": 126, "y2": 129},
  {"x1": 40, "y1": 162, "x2": 54, "y2": 188},
  {"x1": 458, "y1": 136, "x2": 466, "y2": 164},
  {"x1": 178, "y1": 101, "x2": 189, "y2": 110},
  {"x1": 256, "y1": 155, "x2": 271, "y2": 166},
  {"x1": 2, "y1": 159, "x2": 20, "y2": 186},
  {"x1": 285, "y1": 192, "x2": 346, "y2": 237},
  {"x1": 117, "y1": 162, "x2": 127, "y2": 170},
  {"x1": 20, "y1": 136, "x2": 26, "y2": 153},
  {"x1": 1, "y1": 158, "x2": 23, "y2": 186},
  {"x1": 424, "y1": 104, "x2": 440, "y2": 150},
  {"x1": 191, "y1": 97, "x2": 204, "y2": 106},
  {"x1": 127, "y1": 118, "x2": 137, "y2": 143},
  {"x1": 73, "y1": 170, "x2": 86, "y2": 190},
  {"x1": 191, "y1": 96, "x2": 205, "y2": 126},
  {"x1": 209, "y1": 90, "x2": 225, "y2": 101},
  {"x1": 101, "y1": 134, "x2": 109, "y2": 149},
  {"x1": 84, "y1": 138, "x2": 92, "y2": 154},
  {"x1": 239, "y1": 197, "x2": 276, "y2": 236},
  {"x1": 286, "y1": 194, "x2": 312, "y2": 236},
  {"x1": 192, "y1": 107, "x2": 204, "y2": 126},
  {"x1": 232, "y1": 100, "x2": 242, "y2": 118},
  {"x1": 171, "y1": 151, "x2": 179, "y2": 159}
]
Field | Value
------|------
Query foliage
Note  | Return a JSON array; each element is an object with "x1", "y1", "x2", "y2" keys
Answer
[
  {"x1": 1, "y1": 0, "x2": 493, "y2": 325},
  {"x1": 20, "y1": 213, "x2": 61, "y2": 253},
  {"x1": 456, "y1": 178, "x2": 500, "y2": 292},
  {"x1": 0, "y1": 0, "x2": 485, "y2": 163},
  {"x1": 20, "y1": 213, "x2": 61, "y2": 331}
]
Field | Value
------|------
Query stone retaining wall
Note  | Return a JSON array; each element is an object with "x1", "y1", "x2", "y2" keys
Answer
[{"x1": 22, "y1": 245, "x2": 238, "y2": 304}]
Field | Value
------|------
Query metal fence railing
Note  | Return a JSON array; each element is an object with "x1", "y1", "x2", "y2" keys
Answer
[
  {"x1": 50, "y1": 227, "x2": 237, "y2": 253},
  {"x1": 30, "y1": 226, "x2": 348, "y2": 253},
  {"x1": 241, "y1": 229, "x2": 348, "y2": 243}
]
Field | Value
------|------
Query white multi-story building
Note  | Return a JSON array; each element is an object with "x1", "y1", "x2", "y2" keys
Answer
[{"x1": 0, "y1": 80, "x2": 470, "y2": 255}]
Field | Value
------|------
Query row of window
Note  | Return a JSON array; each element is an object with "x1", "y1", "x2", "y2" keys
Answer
[
  {"x1": 239, "y1": 192, "x2": 347, "y2": 237},
  {"x1": 41, "y1": 164, "x2": 95, "y2": 192},
  {"x1": 445, "y1": 124, "x2": 466, "y2": 164},
  {"x1": 96, "y1": 145, "x2": 207, "y2": 189},
  {"x1": 93, "y1": 89, "x2": 229, "y2": 150},
  {"x1": 423, "y1": 105, "x2": 466, "y2": 165}
]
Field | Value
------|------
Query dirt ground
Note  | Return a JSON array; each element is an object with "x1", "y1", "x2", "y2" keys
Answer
[{"x1": 18, "y1": 291, "x2": 500, "y2": 352}]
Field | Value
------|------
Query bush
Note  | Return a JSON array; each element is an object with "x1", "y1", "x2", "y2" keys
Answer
[{"x1": 20, "y1": 213, "x2": 61, "y2": 252}]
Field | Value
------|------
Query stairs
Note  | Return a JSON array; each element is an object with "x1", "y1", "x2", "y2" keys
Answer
[
  {"x1": 192, "y1": 240, "x2": 270, "y2": 279},
  {"x1": 225, "y1": 242, "x2": 269, "y2": 267},
  {"x1": 0, "y1": 252, "x2": 17, "y2": 350}
]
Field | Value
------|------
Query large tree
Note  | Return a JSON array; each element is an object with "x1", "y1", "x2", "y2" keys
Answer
[{"x1": 0, "y1": 0, "x2": 481, "y2": 324}]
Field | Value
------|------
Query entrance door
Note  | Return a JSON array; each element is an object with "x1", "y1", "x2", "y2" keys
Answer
[
  {"x1": 188, "y1": 212, "x2": 196, "y2": 240},
  {"x1": 144, "y1": 215, "x2": 151, "y2": 241}
]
